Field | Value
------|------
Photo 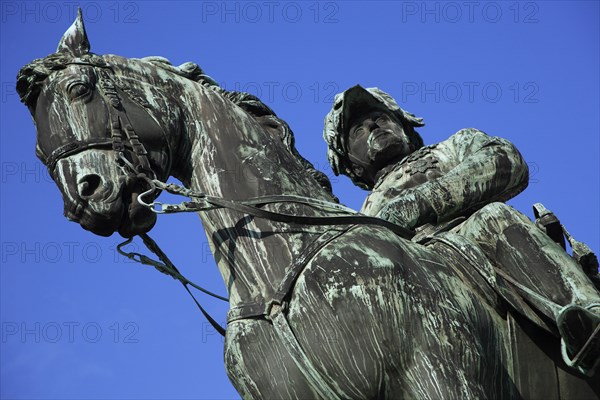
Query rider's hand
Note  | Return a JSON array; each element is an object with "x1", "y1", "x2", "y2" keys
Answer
[{"x1": 376, "y1": 190, "x2": 434, "y2": 230}]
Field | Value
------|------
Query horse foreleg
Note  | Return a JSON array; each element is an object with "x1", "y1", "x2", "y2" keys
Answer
[{"x1": 225, "y1": 318, "x2": 327, "y2": 400}]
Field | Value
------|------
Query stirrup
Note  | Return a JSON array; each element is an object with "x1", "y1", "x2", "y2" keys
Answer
[{"x1": 559, "y1": 303, "x2": 600, "y2": 376}]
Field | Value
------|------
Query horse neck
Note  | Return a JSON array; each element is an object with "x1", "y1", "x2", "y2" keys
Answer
[{"x1": 171, "y1": 80, "x2": 335, "y2": 306}]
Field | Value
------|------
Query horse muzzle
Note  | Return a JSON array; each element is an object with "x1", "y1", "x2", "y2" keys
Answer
[
  {"x1": 55, "y1": 152, "x2": 157, "y2": 237},
  {"x1": 116, "y1": 176, "x2": 157, "y2": 238}
]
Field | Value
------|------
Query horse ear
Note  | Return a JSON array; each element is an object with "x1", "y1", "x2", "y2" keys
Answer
[{"x1": 56, "y1": 8, "x2": 90, "y2": 56}]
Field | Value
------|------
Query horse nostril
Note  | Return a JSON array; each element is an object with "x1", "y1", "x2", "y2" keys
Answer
[{"x1": 78, "y1": 174, "x2": 102, "y2": 198}]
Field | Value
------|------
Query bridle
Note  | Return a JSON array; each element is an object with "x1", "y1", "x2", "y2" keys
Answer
[
  {"x1": 37, "y1": 61, "x2": 169, "y2": 182},
  {"x1": 96, "y1": 67, "x2": 159, "y2": 179}
]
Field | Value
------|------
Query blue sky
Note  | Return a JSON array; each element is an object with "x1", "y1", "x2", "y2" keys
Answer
[{"x1": 1, "y1": 1, "x2": 598, "y2": 399}]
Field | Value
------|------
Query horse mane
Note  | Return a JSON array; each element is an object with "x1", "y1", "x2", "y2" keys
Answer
[
  {"x1": 143, "y1": 56, "x2": 337, "y2": 200},
  {"x1": 16, "y1": 53, "x2": 337, "y2": 200}
]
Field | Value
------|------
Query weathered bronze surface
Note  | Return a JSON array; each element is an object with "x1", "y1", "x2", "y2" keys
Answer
[{"x1": 17, "y1": 12, "x2": 599, "y2": 399}]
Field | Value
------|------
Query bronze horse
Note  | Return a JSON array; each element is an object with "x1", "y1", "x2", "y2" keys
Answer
[{"x1": 17, "y1": 13, "x2": 599, "y2": 399}]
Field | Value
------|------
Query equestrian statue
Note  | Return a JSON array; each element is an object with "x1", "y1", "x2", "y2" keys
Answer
[{"x1": 16, "y1": 11, "x2": 599, "y2": 399}]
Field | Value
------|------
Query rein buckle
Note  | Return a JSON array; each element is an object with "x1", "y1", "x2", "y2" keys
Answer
[{"x1": 266, "y1": 300, "x2": 288, "y2": 321}]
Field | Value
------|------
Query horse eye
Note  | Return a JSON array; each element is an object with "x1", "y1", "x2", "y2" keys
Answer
[{"x1": 67, "y1": 82, "x2": 91, "y2": 100}]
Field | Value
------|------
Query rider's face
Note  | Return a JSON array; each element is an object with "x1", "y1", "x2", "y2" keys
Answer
[{"x1": 346, "y1": 111, "x2": 411, "y2": 179}]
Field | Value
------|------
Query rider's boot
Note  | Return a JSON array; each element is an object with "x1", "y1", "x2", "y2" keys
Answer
[
  {"x1": 496, "y1": 222, "x2": 600, "y2": 375},
  {"x1": 532, "y1": 204, "x2": 600, "y2": 375}
]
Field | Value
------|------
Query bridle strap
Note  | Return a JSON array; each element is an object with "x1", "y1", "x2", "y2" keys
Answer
[
  {"x1": 139, "y1": 233, "x2": 227, "y2": 336},
  {"x1": 45, "y1": 138, "x2": 115, "y2": 175},
  {"x1": 116, "y1": 233, "x2": 228, "y2": 336},
  {"x1": 96, "y1": 68, "x2": 156, "y2": 179}
]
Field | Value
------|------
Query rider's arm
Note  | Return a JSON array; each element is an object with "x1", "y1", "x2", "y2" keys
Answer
[{"x1": 364, "y1": 128, "x2": 529, "y2": 229}]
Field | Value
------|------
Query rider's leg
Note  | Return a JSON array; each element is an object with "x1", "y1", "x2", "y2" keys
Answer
[
  {"x1": 456, "y1": 202, "x2": 599, "y2": 312},
  {"x1": 455, "y1": 202, "x2": 600, "y2": 374}
]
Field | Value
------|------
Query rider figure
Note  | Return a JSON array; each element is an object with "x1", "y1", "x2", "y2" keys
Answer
[{"x1": 323, "y1": 85, "x2": 600, "y2": 375}]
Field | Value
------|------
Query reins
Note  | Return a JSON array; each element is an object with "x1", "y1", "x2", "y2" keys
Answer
[
  {"x1": 116, "y1": 174, "x2": 417, "y2": 337},
  {"x1": 117, "y1": 232, "x2": 227, "y2": 336},
  {"x1": 137, "y1": 178, "x2": 415, "y2": 239}
]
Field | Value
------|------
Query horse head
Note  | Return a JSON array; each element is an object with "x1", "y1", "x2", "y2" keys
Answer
[{"x1": 17, "y1": 11, "x2": 181, "y2": 238}]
